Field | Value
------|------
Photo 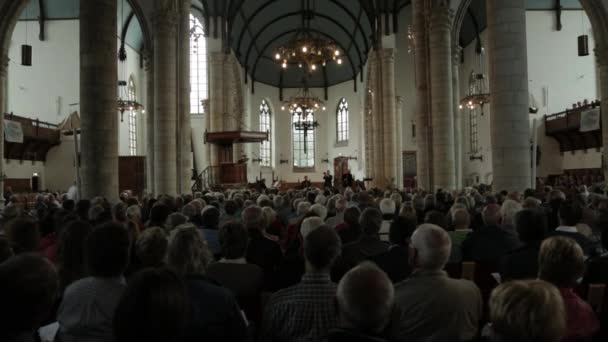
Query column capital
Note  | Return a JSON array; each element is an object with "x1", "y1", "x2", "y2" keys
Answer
[
  {"x1": 143, "y1": 50, "x2": 153, "y2": 71},
  {"x1": 152, "y1": 0, "x2": 178, "y2": 34},
  {"x1": 452, "y1": 45, "x2": 463, "y2": 64},
  {"x1": 0, "y1": 54, "x2": 9, "y2": 78},
  {"x1": 395, "y1": 96, "x2": 404, "y2": 106},
  {"x1": 380, "y1": 48, "x2": 395, "y2": 63}
]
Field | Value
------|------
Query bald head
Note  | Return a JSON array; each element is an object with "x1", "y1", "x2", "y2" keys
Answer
[
  {"x1": 337, "y1": 262, "x2": 394, "y2": 334},
  {"x1": 410, "y1": 224, "x2": 451, "y2": 271},
  {"x1": 482, "y1": 204, "x2": 501, "y2": 226}
]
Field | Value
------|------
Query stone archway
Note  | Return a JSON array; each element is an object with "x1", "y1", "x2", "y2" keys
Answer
[{"x1": 452, "y1": 0, "x2": 608, "y2": 185}]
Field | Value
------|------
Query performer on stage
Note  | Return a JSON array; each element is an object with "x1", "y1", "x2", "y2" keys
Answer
[
  {"x1": 323, "y1": 171, "x2": 333, "y2": 188},
  {"x1": 301, "y1": 176, "x2": 312, "y2": 189},
  {"x1": 342, "y1": 169, "x2": 354, "y2": 188}
]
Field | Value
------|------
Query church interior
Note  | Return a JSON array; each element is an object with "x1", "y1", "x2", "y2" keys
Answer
[
  {"x1": 0, "y1": 0, "x2": 605, "y2": 198},
  {"x1": 2, "y1": 1, "x2": 608, "y2": 342}
]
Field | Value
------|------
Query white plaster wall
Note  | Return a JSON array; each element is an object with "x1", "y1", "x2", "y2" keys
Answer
[
  {"x1": 246, "y1": 79, "x2": 365, "y2": 184},
  {"x1": 5, "y1": 19, "x2": 145, "y2": 192},
  {"x1": 460, "y1": 10, "x2": 600, "y2": 185}
]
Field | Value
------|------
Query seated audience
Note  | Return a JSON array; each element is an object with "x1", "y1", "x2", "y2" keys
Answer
[
  {"x1": 113, "y1": 268, "x2": 188, "y2": 342},
  {"x1": 264, "y1": 226, "x2": 341, "y2": 342},
  {"x1": 335, "y1": 206, "x2": 362, "y2": 244},
  {"x1": 333, "y1": 208, "x2": 389, "y2": 281},
  {"x1": 393, "y1": 224, "x2": 482, "y2": 342},
  {"x1": 56, "y1": 220, "x2": 93, "y2": 293},
  {"x1": 201, "y1": 206, "x2": 221, "y2": 255},
  {"x1": 499, "y1": 199, "x2": 522, "y2": 233},
  {"x1": 5, "y1": 218, "x2": 40, "y2": 255},
  {"x1": 369, "y1": 215, "x2": 416, "y2": 283},
  {"x1": 325, "y1": 198, "x2": 347, "y2": 228},
  {"x1": 538, "y1": 236, "x2": 599, "y2": 340},
  {"x1": 168, "y1": 224, "x2": 247, "y2": 341},
  {"x1": 0, "y1": 255, "x2": 58, "y2": 342},
  {"x1": 301, "y1": 216, "x2": 324, "y2": 238},
  {"x1": 133, "y1": 227, "x2": 168, "y2": 270},
  {"x1": 243, "y1": 206, "x2": 283, "y2": 289},
  {"x1": 57, "y1": 223, "x2": 130, "y2": 342},
  {"x1": 500, "y1": 209, "x2": 546, "y2": 281},
  {"x1": 462, "y1": 204, "x2": 520, "y2": 267},
  {"x1": 547, "y1": 201, "x2": 596, "y2": 256},
  {"x1": 584, "y1": 209, "x2": 608, "y2": 284},
  {"x1": 447, "y1": 208, "x2": 472, "y2": 263},
  {"x1": 379, "y1": 198, "x2": 395, "y2": 241},
  {"x1": 488, "y1": 280, "x2": 565, "y2": 342},
  {"x1": 328, "y1": 262, "x2": 394, "y2": 342}
]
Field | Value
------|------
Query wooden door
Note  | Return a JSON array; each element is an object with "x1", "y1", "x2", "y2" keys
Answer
[
  {"x1": 219, "y1": 144, "x2": 234, "y2": 164},
  {"x1": 402, "y1": 151, "x2": 417, "y2": 188},
  {"x1": 119, "y1": 156, "x2": 146, "y2": 196},
  {"x1": 334, "y1": 157, "x2": 349, "y2": 187}
]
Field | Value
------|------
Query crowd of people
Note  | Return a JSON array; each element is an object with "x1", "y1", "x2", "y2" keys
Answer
[{"x1": 0, "y1": 183, "x2": 607, "y2": 342}]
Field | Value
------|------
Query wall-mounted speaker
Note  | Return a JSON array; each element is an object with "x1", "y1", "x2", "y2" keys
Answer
[
  {"x1": 21, "y1": 44, "x2": 32, "y2": 66},
  {"x1": 578, "y1": 35, "x2": 590, "y2": 56}
]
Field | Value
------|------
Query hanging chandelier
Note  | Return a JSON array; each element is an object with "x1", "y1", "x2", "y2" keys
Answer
[
  {"x1": 274, "y1": 0, "x2": 342, "y2": 73},
  {"x1": 459, "y1": 48, "x2": 490, "y2": 114},
  {"x1": 116, "y1": 0, "x2": 143, "y2": 122},
  {"x1": 280, "y1": 87, "x2": 326, "y2": 112}
]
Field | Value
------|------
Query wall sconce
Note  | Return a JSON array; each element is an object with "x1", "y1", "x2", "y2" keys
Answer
[
  {"x1": 469, "y1": 154, "x2": 483, "y2": 162},
  {"x1": 279, "y1": 154, "x2": 289, "y2": 164},
  {"x1": 321, "y1": 158, "x2": 330, "y2": 163},
  {"x1": 252, "y1": 158, "x2": 262, "y2": 163}
]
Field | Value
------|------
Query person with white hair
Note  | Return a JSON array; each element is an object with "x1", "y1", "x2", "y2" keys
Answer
[
  {"x1": 329, "y1": 262, "x2": 394, "y2": 341},
  {"x1": 309, "y1": 203, "x2": 328, "y2": 220},
  {"x1": 500, "y1": 199, "x2": 523, "y2": 232},
  {"x1": 314, "y1": 194, "x2": 327, "y2": 206},
  {"x1": 300, "y1": 217, "x2": 325, "y2": 238},
  {"x1": 393, "y1": 224, "x2": 482, "y2": 342},
  {"x1": 378, "y1": 198, "x2": 396, "y2": 241}
]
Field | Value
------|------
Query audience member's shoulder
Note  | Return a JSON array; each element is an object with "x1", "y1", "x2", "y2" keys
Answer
[{"x1": 186, "y1": 275, "x2": 236, "y2": 299}]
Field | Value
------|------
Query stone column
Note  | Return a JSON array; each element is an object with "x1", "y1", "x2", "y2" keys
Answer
[
  {"x1": 380, "y1": 49, "x2": 397, "y2": 188},
  {"x1": 153, "y1": 2, "x2": 178, "y2": 195},
  {"x1": 429, "y1": 4, "x2": 456, "y2": 190},
  {"x1": 452, "y1": 45, "x2": 463, "y2": 189},
  {"x1": 208, "y1": 52, "x2": 225, "y2": 166},
  {"x1": 596, "y1": 47, "x2": 608, "y2": 181},
  {"x1": 412, "y1": 0, "x2": 431, "y2": 190},
  {"x1": 0, "y1": 54, "x2": 8, "y2": 206},
  {"x1": 144, "y1": 53, "x2": 155, "y2": 196},
  {"x1": 177, "y1": 0, "x2": 192, "y2": 194},
  {"x1": 487, "y1": 0, "x2": 531, "y2": 191},
  {"x1": 80, "y1": 0, "x2": 118, "y2": 201},
  {"x1": 395, "y1": 96, "x2": 404, "y2": 188},
  {"x1": 370, "y1": 53, "x2": 386, "y2": 189}
]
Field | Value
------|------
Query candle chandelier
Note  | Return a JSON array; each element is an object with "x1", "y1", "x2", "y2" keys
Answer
[
  {"x1": 280, "y1": 86, "x2": 326, "y2": 113},
  {"x1": 274, "y1": 0, "x2": 342, "y2": 73},
  {"x1": 460, "y1": 47, "x2": 490, "y2": 114}
]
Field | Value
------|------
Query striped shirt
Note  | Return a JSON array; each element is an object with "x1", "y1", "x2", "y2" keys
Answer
[{"x1": 264, "y1": 273, "x2": 338, "y2": 342}]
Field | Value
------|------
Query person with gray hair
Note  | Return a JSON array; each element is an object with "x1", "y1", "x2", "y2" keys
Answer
[
  {"x1": 329, "y1": 262, "x2": 394, "y2": 341},
  {"x1": 309, "y1": 203, "x2": 328, "y2": 220},
  {"x1": 165, "y1": 212, "x2": 188, "y2": 233},
  {"x1": 393, "y1": 224, "x2": 482, "y2": 342},
  {"x1": 300, "y1": 216, "x2": 325, "y2": 238},
  {"x1": 264, "y1": 226, "x2": 341, "y2": 342},
  {"x1": 379, "y1": 198, "x2": 396, "y2": 241},
  {"x1": 325, "y1": 198, "x2": 347, "y2": 228},
  {"x1": 167, "y1": 224, "x2": 248, "y2": 341}
]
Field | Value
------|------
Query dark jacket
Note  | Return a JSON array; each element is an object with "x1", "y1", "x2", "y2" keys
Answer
[
  {"x1": 546, "y1": 230, "x2": 596, "y2": 257},
  {"x1": 328, "y1": 329, "x2": 389, "y2": 342},
  {"x1": 180, "y1": 275, "x2": 248, "y2": 342},
  {"x1": 368, "y1": 245, "x2": 411, "y2": 283},
  {"x1": 246, "y1": 230, "x2": 283, "y2": 289},
  {"x1": 500, "y1": 244, "x2": 540, "y2": 281},
  {"x1": 462, "y1": 225, "x2": 521, "y2": 268},
  {"x1": 332, "y1": 235, "x2": 389, "y2": 281}
]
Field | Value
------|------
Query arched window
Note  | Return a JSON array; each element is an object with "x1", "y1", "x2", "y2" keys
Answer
[
  {"x1": 259, "y1": 99, "x2": 272, "y2": 167},
  {"x1": 190, "y1": 14, "x2": 207, "y2": 115},
  {"x1": 336, "y1": 97, "x2": 349, "y2": 142},
  {"x1": 292, "y1": 107, "x2": 315, "y2": 168},
  {"x1": 128, "y1": 77, "x2": 137, "y2": 156}
]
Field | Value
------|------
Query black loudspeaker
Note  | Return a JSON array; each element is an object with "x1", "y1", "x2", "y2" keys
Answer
[
  {"x1": 578, "y1": 35, "x2": 590, "y2": 56},
  {"x1": 21, "y1": 44, "x2": 32, "y2": 66}
]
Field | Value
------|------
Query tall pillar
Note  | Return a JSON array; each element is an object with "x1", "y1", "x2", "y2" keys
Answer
[
  {"x1": 487, "y1": 0, "x2": 531, "y2": 191},
  {"x1": 395, "y1": 96, "x2": 404, "y2": 188},
  {"x1": 452, "y1": 45, "x2": 463, "y2": 189},
  {"x1": 370, "y1": 53, "x2": 386, "y2": 188},
  {"x1": 380, "y1": 49, "x2": 397, "y2": 188},
  {"x1": 208, "y1": 52, "x2": 224, "y2": 166},
  {"x1": 596, "y1": 47, "x2": 608, "y2": 181},
  {"x1": 0, "y1": 54, "x2": 8, "y2": 206},
  {"x1": 429, "y1": 5, "x2": 456, "y2": 190},
  {"x1": 144, "y1": 53, "x2": 155, "y2": 196},
  {"x1": 80, "y1": 0, "x2": 118, "y2": 201},
  {"x1": 412, "y1": 0, "x2": 431, "y2": 190},
  {"x1": 177, "y1": 0, "x2": 192, "y2": 194},
  {"x1": 153, "y1": 2, "x2": 178, "y2": 195}
]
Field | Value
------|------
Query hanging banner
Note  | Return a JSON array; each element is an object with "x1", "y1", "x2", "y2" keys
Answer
[
  {"x1": 4, "y1": 120, "x2": 24, "y2": 143},
  {"x1": 580, "y1": 107, "x2": 601, "y2": 132}
]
